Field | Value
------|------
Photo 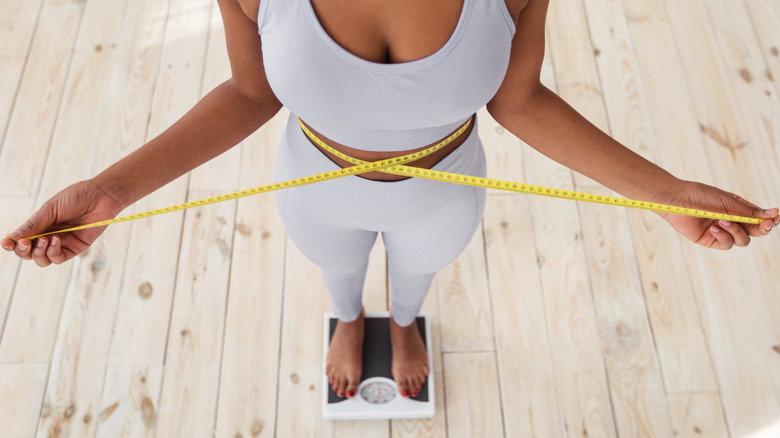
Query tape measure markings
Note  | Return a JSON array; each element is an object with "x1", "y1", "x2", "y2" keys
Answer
[
  {"x1": 18, "y1": 116, "x2": 762, "y2": 241},
  {"x1": 20, "y1": 121, "x2": 472, "y2": 241},
  {"x1": 299, "y1": 118, "x2": 761, "y2": 225}
]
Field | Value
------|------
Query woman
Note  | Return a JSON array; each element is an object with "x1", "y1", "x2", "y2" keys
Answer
[{"x1": 2, "y1": 0, "x2": 778, "y2": 402}]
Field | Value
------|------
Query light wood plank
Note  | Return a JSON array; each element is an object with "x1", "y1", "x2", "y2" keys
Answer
[
  {"x1": 483, "y1": 195, "x2": 563, "y2": 438},
  {"x1": 31, "y1": 0, "x2": 154, "y2": 435},
  {"x1": 154, "y1": 3, "x2": 242, "y2": 435},
  {"x1": 443, "y1": 352, "x2": 503, "y2": 438},
  {"x1": 668, "y1": 393, "x2": 728, "y2": 438},
  {"x1": 621, "y1": 1, "x2": 780, "y2": 436},
  {"x1": 698, "y1": 0, "x2": 780, "y2": 198},
  {"x1": 94, "y1": 365, "x2": 164, "y2": 437},
  {"x1": 435, "y1": 224, "x2": 494, "y2": 353},
  {"x1": 0, "y1": 0, "x2": 85, "y2": 197},
  {"x1": 0, "y1": 0, "x2": 128, "y2": 364},
  {"x1": 0, "y1": 198, "x2": 31, "y2": 339},
  {"x1": 547, "y1": 3, "x2": 674, "y2": 436},
  {"x1": 0, "y1": 0, "x2": 88, "y2": 362},
  {"x1": 275, "y1": 243, "x2": 331, "y2": 436},
  {"x1": 153, "y1": 194, "x2": 236, "y2": 437},
  {"x1": 0, "y1": 0, "x2": 44, "y2": 57},
  {"x1": 521, "y1": 31, "x2": 616, "y2": 438},
  {"x1": 105, "y1": 0, "x2": 204, "y2": 372},
  {"x1": 577, "y1": 190, "x2": 674, "y2": 438},
  {"x1": 743, "y1": 0, "x2": 780, "y2": 97},
  {"x1": 0, "y1": 363, "x2": 48, "y2": 437},
  {"x1": 666, "y1": 0, "x2": 780, "y2": 409},
  {"x1": 213, "y1": 111, "x2": 288, "y2": 438},
  {"x1": 546, "y1": 0, "x2": 609, "y2": 189},
  {"x1": 0, "y1": 58, "x2": 25, "y2": 142},
  {"x1": 35, "y1": 229, "x2": 132, "y2": 437},
  {"x1": 582, "y1": 0, "x2": 719, "y2": 394}
]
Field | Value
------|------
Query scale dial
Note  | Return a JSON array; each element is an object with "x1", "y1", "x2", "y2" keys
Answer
[{"x1": 358, "y1": 378, "x2": 397, "y2": 405}]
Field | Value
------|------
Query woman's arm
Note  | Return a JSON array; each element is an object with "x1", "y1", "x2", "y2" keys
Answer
[
  {"x1": 488, "y1": 0, "x2": 678, "y2": 202},
  {"x1": 2, "y1": 0, "x2": 282, "y2": 264},
  {"x1": 487, "y1": 0, "x2": 778, "y2": 249}
]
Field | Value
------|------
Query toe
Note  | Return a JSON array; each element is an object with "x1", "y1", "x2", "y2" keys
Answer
[
  {"x1": 346, "y1": 372, "x2": 360, "y2": 398},
  {"x1": 413, "y1": 376, "x2": 425, "y2": 393},
  {"x1": 336, "y1": 377, "x2": 347, "y2": 397},
  {"x1": 397, "y1": 379, "x2": 411, "y2": 398},
  {"x1": 410, "y1": 378, "x2": 421, "y2": 397}
]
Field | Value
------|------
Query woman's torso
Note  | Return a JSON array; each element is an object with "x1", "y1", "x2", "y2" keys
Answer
[{"x1": 246, "y1": 0, "x2": 527, "y2": 180}]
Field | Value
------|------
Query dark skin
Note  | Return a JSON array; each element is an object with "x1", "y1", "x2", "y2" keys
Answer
[{"x1": 2, "y1": 0, "x2": 778, "y2": 400}]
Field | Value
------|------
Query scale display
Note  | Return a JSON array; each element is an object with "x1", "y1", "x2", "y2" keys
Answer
[{"x1": 322, "y1": 312, "x2": 435, "y2": 420}]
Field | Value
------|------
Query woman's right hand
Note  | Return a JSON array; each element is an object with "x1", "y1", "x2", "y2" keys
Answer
[{"x1": 1, "y1": 179, "x2": 125, "y2": 267}]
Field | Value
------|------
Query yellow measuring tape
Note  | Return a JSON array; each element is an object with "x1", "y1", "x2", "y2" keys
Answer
[{"x1": 21, "y1": 116, "x2": 761, "y2": 241}]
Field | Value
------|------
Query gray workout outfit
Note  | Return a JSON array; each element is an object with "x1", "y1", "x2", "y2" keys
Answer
[{"x1": 258, "y1": 0, "x2": 516, "y2": 326}]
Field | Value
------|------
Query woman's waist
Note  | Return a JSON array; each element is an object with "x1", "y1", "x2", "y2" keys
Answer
[{"x1": 295, "y1": 115, "x2": 476, "y2": 181}]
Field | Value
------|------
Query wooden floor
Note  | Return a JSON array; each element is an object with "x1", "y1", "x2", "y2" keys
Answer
[{"x1": 1, "y1": 0, "x2": 779, "y2": 436}]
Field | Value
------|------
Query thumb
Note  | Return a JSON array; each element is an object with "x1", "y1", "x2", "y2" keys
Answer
[
  {"x1": 725, "y1": 196, "x2": 777, "y2": 234},
  {"x1": 7, "y1": 203, "x2": 57, "y2": 242},
  {"x1": 724, "y1": 194, "x2": 776, "y2": 221}
]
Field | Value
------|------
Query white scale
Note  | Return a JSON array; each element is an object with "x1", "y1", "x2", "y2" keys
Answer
[{"x1": 322, "y1": 312, "x2": 435, "y2": 420}]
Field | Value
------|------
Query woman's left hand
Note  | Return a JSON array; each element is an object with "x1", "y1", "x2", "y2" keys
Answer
[{"x1": 656, "y1": 181, "x2": 779, "y2": 250}]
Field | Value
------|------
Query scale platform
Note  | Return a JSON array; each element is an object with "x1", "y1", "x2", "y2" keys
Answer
[{"x1": 322, "y1": 312, "x2": 435, "y2": 420}]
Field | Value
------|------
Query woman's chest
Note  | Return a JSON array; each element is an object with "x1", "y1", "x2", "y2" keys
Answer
[{"x1": 242, "y1": 0, "x2": 526, "y2": 65}]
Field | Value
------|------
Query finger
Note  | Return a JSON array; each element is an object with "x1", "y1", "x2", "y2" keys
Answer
[
  {"x1": 31, "y1": 237, "x2": 52, "y2": 267},
  {"x1": 1, "y1": 237, "x2": 16, "y2": 251},
  {"x1": 745, "y1": 211, "x2": 778, "y2": 236},
  {"x1": 719, "y1": 220, "x2": 750, "y2": 247},
  {"x1": 47, "y1": 236, "x2": 67, "y2": 265},
  {"x1": 14, "y1": 239, "x2": 33, "y2": 260},
  {"x1": 751, "y1": 219, "x2": 774, "y2": 237},
  {"x1": 710, "y1": 225, "x2": 733, "y2": 250}
]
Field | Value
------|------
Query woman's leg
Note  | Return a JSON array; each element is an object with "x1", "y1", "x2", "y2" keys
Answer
[
  {"x1": 382, "y1": 185, "x2": 486, "y2": 397},
  {"x1": 276, "y1": 186, "x2": 377, "y2": 398},
  {"x1": 274, "y1": 117, "x2": 379, "y2": 398},
  {"x1": 277, "y1": 187, "x2": 378, "y2": 321},
  {"x1": 381, "y1": 134, "x2": 487, "y2": 398}
]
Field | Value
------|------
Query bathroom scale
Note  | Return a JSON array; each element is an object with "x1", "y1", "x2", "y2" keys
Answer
[{"x1": 322, "y1": 312, "x2": 435, "y2": 420}]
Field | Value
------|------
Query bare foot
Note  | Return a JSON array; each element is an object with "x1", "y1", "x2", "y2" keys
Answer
[
  {"x1": 325, "y1": 310, "x2": 364, "y2": 398},
  {"x1": 390, "y1": 315, "x2": 429, "y2": 398}
]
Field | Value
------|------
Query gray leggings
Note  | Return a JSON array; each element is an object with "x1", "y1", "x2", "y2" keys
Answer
[{"x1": 273, "y1": 115, "x2": 487, "y2": 327}]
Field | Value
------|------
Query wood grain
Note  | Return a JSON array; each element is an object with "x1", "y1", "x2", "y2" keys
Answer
[
  {"x1": 443, "y1": 352, "x2": 503, "y2": 438},
  {"x1": 213, "y1": 111, "x2": 288, "y2": 438},
  {"x1": 0, "y1": 0, "x2": 44, "y2": 58},
  {"x1": 0, "y1": 58, "x2": 25, "y2": 143},
  {"x1": 0, "y1": 1, "x2": 778, "y2": 437},
  {"x1": 0, "y1": 363, "x2": 49, "y2": 437},
  {"x1": 435, "y1": 225, "x2": 494, "y2": 353},
  {"x1": 582, "y1": 0, "x2": 719, "y2": 394},
  {"x1": 94, "y1": 365, "x2": 163, "y2": 437},
  {"x1": 0, "y1": 0, "x2": 85, "y2": 197},
  {"x1": 154, "y1": 3, "x2": 240, "y2": 435},
  {"x1": 521, "y1": 30, "x2": 616, "y2": 438},
  {"x1": 483, "y1": 195, "x2": 563, "y2": 438},
  {"x1": 668, "y1": 393, "x2": 728, "y2": 438}
]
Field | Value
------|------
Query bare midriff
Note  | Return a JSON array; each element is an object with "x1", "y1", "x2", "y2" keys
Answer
[{"x1": 298, "y1": 117, "x2": 474, "y2": 181}]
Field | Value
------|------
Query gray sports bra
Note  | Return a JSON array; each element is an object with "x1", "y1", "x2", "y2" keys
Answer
[{"x1": 258, "y1": 0, "x2": 516, "y2": 152}]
